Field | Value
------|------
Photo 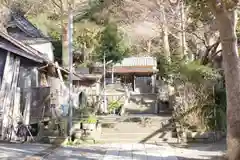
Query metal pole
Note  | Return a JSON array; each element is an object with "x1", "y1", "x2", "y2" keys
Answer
[
  {"x1": 68, "y1": 5, "x2": 73, "y2": 137},
  {"x1": 103, "y1": 52, "x2": 107, "y2": 113}
]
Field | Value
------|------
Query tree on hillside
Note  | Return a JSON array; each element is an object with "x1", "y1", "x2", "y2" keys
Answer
[
  {"x1": 187, "y1": 0, "x2": 240, "y2": 159},
  {"x1": 95, "y1": 22, "x2": 129, "y2": 63},
  {"x1": 49, "y1": 0, "x2": 90, "y2": 67}
]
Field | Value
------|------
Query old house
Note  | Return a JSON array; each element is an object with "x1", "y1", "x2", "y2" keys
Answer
[
  {"x1": 0, "y1": 8, "x2": 59, "y2": 141},
  {"x1": 0, "y1": 8, "x2": 92, "y2": 141}
]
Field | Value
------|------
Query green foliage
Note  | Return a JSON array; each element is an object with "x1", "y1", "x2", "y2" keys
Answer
[
  {"x1": 77, "y1": 0, "x2": 107, "y2": 24},
  {"x1": 73, "y1": 22, "x2": 101, "y2": 63},
  {"x1": 178, "y1": 61, "x2": 221, "y2": 83},
  {"x1": 108, "y1": 101, "x2": 122, "y2": 113},
  {"x1": 158, "y1": 54, "x2": 224, "y2": 131},
  {"x1": 200, "y1": 84, "x2": 226, "y2": 131},
  {"x1": 95, "y1": 22, "x2": 129, "y2": 63},
  {"x1": 81, "y1": 115, "x2": 97, "y2": 124},
  {"x1": 49, "y1": 30, "x2": 62, "y2": 63},
  {"x1": 200, "y1": 103, "x2": 226, "y2": 131},
  {"x1": 186, "y1": 0, "x2": 213, "y2": 24},
  {"x1": 28, "y1": 13, "x2": 60, "y2": 35},
  {"x1": 236, "y1": 20, "x2": 240, "y2": 40},
  {"x1": 158, "y1": 55, "x2": 220, "y2": 84},
  {"x1": 28, "y1": 13, "x2": 63, "y2": 63}
]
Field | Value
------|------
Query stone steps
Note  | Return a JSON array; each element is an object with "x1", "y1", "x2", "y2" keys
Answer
[
  {"x1": 98, "y1": 138, "x2": 178, "y2": 143},
  {"x1": 98, "y1": 115, "x2": 176, "y2": 143},
  {"x1": 100, "y1": 131, "x2": 173, "y2": 139},
  {"x1": 99, "y1": 131, "x2": 177, "y2": 143}
]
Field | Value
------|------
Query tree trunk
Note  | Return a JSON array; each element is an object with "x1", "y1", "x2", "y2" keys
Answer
[
  {"x1": 162, "y1": 25, "x2": 170, "y2": 58},
  {"x1": 180, "y1": 0, "x2": 187, "y2": 58},
  {"x1": 161, "y1": 2, "x2": 170, "y2": 58},
  {"x1": 215, "y1": 8, "x2": 240, "y2": 160},
  {"x1": 60, "y1": 0, "x2": 69, "y2": 68},
  {"x1": 147, "y1": 39, "x2": 152, "y2": 55}
]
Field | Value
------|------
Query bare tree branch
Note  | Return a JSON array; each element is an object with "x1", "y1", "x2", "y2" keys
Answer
[
  {"x1": 51, "y1": 0, "x2": 61, "y2": 9},
  {"x1": 201, "y1": 39, "x2": 221, "y2": 65},
  {"x1": 190, "y1": 32, "x2": 208, "y2": 47}
]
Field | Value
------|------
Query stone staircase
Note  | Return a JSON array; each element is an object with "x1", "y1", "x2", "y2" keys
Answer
[
  {"x1": 125, "y1": 97, "x2": 157, "y2": 114},
  {"x1": 98, "y1": 114, "x2": 177, "y2": 144}
]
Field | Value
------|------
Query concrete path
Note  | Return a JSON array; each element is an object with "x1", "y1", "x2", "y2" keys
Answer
[
  {"x1": 0, "y1": 142, "x2": 225, "y2": 160},
  {"x1": 0, "y1": 143, "x2": 51, "y2": 160},
  {"x1": 46, "y1": 143, "x2": 178, "y2": 160}
]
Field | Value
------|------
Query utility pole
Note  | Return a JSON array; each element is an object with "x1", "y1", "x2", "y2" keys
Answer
[
  {"x1": 67, "y1": 3, "x2": 73, "y2": 137},
  {"x1": 103, "y1": 52, "x2": 107, "y2": 113}
]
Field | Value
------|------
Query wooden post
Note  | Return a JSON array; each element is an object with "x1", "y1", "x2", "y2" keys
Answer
[
  {"x1": 11, "y1": 87, "x2": 21, "y2": 141},
  {"x1": 151, "y1": 74, "x2": 156, "y2": 93},
  {"x1": 8, "y1": 57, "x2": 20, "y2": 140},
  {"x1": 23, "y1": 73, "x2": 32, "y2": 126},
  {"x1": 1, "y1": 55, "x2": 20, "y2": 140},
  {"x1": 33, "y1": 67, "x2": 39, "y2": 87},
  {"x1": 1, "y1": 53, "x2": 14, "y2": 140},
  {"x1": 55, "y1": 62, "x2": 63, "y2": 82}
]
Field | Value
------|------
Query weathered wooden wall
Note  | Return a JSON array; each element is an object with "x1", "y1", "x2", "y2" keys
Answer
[
  {"x1": 18, "y1": 58, "x2": 41, "y2": 88},
  {"x1": 0, "y1": 52, "x2": 21, "y2": 140},
  {"x1": 21, "y1": 87, "x2": 51, "y2": 124},
  {"x1": 0, "y1": 49, "x2": 7, "y2": 86}
]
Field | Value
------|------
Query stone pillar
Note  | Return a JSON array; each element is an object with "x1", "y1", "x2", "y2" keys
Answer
[{"x1": 151, "y1": 74, "x2": 156, "y2": 93}]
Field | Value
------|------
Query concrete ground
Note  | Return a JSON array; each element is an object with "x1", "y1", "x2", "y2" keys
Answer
[
  {"x1": 0, "y1": 143, "x2": 52, "y2": 160},
  {"x1": 0, "y1": 142, "x2": 226, "y2": 160},
  {"x1": 46, "y1": 143, "x2": 178, "y2": 160},
  {"x1": 173, "y1": 140, "x2": 226, "y2": 160}
]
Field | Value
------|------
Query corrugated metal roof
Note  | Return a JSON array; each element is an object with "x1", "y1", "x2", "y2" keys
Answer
[
  {"x1": 112, "y1": 67, "x2": 157, "y2": 73},
  {"x1": 115, "y1": 56, "x2": 157, "y2": 67}
]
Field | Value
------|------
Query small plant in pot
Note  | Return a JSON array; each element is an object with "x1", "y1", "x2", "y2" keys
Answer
[{"x1": 81, "y1": 115, "x2": 97, "y2": 130}]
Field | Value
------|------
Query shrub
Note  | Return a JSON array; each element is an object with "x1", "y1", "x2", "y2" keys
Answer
[
  {"x1": 81, "y1": 115, "x2": 97, "y2": 124},
  {"x1": 158, "y1": 55, "x2": 225, "y2": 132},
  {"x1": 108, "y1": 101, "x2": 122, "y2": 113}
]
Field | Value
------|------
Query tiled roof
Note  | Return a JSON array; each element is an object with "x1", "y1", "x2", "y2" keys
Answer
[
  {"x1": 0, "y1": 31, "x2": 50, "y2": 63},
  {"x1": 11, "y1": 12, "x2": 47, "y2": 38}
]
